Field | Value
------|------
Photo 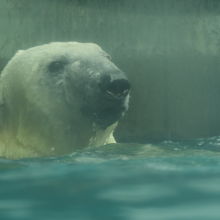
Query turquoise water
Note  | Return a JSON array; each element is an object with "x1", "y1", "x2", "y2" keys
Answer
[{"x1": 1, "y1": 138, "x2": 220, "y2": 220}]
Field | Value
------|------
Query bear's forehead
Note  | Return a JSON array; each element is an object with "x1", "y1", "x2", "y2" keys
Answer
[
  {"x1": 27, "y1": 42, "x2": 105, "y2": 58},
  {"x1": 14, "y1": 42, "x2": 112, "y2": 72}
]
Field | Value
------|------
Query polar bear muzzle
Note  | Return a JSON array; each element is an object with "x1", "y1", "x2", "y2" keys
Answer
[{"x1": 81, "y1": 71, "x2": 130, "y2": 129}]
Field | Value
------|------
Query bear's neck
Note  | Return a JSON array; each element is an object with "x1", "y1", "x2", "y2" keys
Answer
[{"x1": 3, "y1": 104, "x2": 116, "y2": 158}]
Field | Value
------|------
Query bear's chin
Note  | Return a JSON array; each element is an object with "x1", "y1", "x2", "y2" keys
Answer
[
  {"x1": 80, "y1": 98, "x2": 127, "y2": 129},
  {"x1": 93, "y1": 106, "x2": 126, "y2": 129}
]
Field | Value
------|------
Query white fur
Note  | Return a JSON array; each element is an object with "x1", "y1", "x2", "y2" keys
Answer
[{"x1": 0, "y1": 42, "x2": 127, "y2": 159}]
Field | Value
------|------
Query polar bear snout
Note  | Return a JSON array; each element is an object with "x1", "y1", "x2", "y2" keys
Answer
[
  {"x1": 81, "y1": 69, "x2": 130, "y2": 128},
  {"x1": 98, "y1": 74, "x2": 131, "y2": 100}
]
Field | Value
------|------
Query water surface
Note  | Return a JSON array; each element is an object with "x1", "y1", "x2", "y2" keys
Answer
[{"x1": 1, "y1": 137, "x2": 220, "y2": 220}]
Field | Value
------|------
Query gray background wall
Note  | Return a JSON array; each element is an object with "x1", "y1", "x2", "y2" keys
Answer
[{"x1": 1, "y1": 0, "x2": 220, "y2": 142}]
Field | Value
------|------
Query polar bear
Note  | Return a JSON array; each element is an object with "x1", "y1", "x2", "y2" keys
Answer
[{"x1": 0, "y1": 42, "x2": 130, "y2": 159}]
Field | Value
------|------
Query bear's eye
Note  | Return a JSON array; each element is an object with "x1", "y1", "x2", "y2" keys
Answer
[{"x1": 48, "y1": 60, "x2": 66, "y2": 73}]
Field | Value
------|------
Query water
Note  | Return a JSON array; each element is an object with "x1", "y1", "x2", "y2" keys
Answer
[{"x1": 1, "y1": 137, "x2": 220, "y2": 220}]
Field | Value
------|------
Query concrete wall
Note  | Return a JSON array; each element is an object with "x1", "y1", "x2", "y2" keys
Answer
[{"x1": 1, "y1": 0, "x2": 220, "y2": 141}]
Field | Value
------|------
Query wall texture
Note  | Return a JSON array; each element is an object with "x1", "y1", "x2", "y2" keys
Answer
[{"x1": 1, "y1": 0, "x2": 220, "y2": 142}]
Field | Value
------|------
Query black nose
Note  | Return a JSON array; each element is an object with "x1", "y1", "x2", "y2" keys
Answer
[{"x1": 99, "y1": 76, "x2": 131, "y2": 99}]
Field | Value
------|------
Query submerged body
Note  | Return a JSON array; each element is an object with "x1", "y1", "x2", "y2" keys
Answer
[{"x1": 0, "y1": 42, "x2": 130, "y2": 159}]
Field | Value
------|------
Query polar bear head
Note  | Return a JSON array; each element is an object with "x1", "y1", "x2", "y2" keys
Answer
[{"x1": 0, "y1": 42, "x2": 130, "y2": 158}]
